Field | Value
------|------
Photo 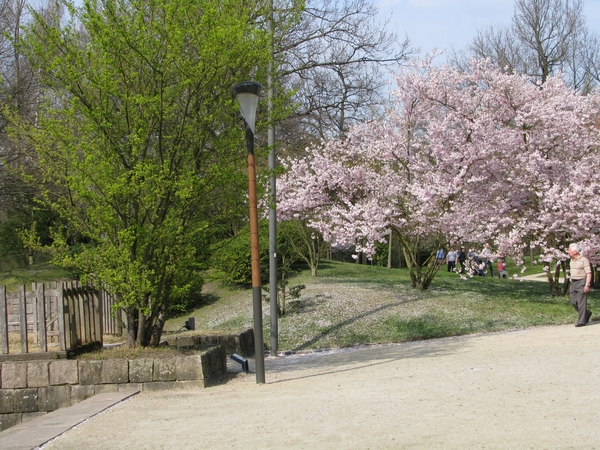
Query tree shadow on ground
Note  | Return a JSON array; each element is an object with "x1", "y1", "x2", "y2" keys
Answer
[
  {"x1": 291, "y1": 297, "x2": 419, "y2": 352},
  {"x1": 263, "y1": 334, "x2": 470, "y2": 384}
]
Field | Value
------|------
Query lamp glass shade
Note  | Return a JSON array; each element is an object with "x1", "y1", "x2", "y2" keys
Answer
[
  {"x1": 235, "y1": 93, "x2": 259, "y2": 133},
  {"x1": 232, "y1": 82, "x2": 262, "y2": 134}
]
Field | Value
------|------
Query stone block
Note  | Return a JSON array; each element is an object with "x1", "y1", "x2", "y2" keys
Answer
[
  {"x1": 200, "y1": 352, "x2": 211, "y2": 378},
  {"x1": 78, "y1": 360, "x2": 102, "y2": 385},
  {"x1": 129, "y1": 358, "x2": 153, "y2": 383},
  {"x1": 0, "y1": 413, "x2": 21, "y2": 432},
  {"x1": 153, "y1": 358, "x2": 176, "y2": 381},
  {"x1": 101, "y1": 359, "x2": 128, "y2": 384},
  {"x1": 176, "y1": 336, "x2": 198, "y2": 348},
  {"x1": 0, "y1": 389, "x2": 14, "y2": 413},
  {"x1": 142, "y1": 381, "x2": 176, "y2": 392},
  {"x1": 218, "y1": 346, "x2": 227, "y2": 373},
  {"x1": 239, "y1": 329, "x2": 254, "y2": 357},
  {"x1": 38, "y1": 385, "x2": 71, "y2": 412},
  {"x1": 209, "y1": 347, "x2": 225, "y2": 374},
  {"x1": 94, "y1": 384, "x2": 118, "y2": 394},
  {"x1": 14, "y1": 388, "x2": 38, "y2": 413},
  {"x1": 27, "y1": 361, "x2": 50, "y2": 387},
  {"x1": 71, "y1": 385, "x2": 95, "y2": 404},
  {"x1": 175, "y1": 356, "x2": 203, "y2": 381},
  {"x1": 1, "y1": 363, "x2": 27, "y2": 389},
  {"x1": 49, "y1": 360, "x2": 79, "y2": 385},
  {"x1": 201, "y1": 335, "x2": 219, "y2": 347}
]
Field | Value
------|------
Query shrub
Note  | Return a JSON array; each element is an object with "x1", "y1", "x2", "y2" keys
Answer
[
  {"x1": 210, "y1": 220, "x2": 270, "y2": 286},
  {"x1": 211, "y1": 219, "x2": 303, "y2": 286}
]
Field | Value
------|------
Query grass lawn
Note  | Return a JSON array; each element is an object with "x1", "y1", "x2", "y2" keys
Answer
[
  {"x1": 0, "y1": 261, "x2": 72, "y2": 291},
  {"x1": 165, "y1": 260, "x2": 599, "y2": 353},
  {"x1": 2, "y1": 257, "x2": 593, "y2": 354}
]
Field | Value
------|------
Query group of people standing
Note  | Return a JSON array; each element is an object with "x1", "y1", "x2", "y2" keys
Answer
[{"x1": 437, "y1": 243, "x2": 495, "y2": 277}]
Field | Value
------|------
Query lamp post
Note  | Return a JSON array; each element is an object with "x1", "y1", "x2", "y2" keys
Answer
[{"x1": 232, "y1": 81, "x2": 265, "y2": 384}]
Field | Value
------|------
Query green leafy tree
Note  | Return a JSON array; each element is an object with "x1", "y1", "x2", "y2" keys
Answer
[
  {"x1": 279, "y1": 219, "x2": 329, "y2": 276},
  {"x1": 10, "y1": 0, "x2": 271, "y2": 346}
]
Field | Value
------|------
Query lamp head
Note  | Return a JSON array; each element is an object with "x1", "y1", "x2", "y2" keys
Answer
[{"x1": 232, "y1": 81, "x2": 262, "y2": 134}]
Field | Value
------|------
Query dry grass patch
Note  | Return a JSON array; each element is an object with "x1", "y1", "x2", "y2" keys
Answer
[{"x1": 75, "y1": 345, "x2": 197, "y2": 360}]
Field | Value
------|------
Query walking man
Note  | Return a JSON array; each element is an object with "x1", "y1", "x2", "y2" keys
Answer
[{"x1": 568, "y1": 243, "x2": 593, "y2": 327}]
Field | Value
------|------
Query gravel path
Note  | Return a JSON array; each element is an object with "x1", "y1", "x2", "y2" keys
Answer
[{"x1": 43, "y1": 323, "x2": 600, "y2": 449}]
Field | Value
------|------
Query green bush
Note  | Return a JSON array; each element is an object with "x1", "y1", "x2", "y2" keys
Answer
[
  {"x1": 210, "y1": 220, "x2": 270, "y2": 286},
  {"x1": 211, "y1": 219, "x2": 302, "y2": 286},
  {"x1": 167, "y1": 273, "x2": 206, "y2": 316}
]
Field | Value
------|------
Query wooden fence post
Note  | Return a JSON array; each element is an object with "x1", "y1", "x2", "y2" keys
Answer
[
  {"x1": 77, "y1": 282, "x2": 87, "y2": 345},
  {"x1": 37, "y1": 283, "x2": 47, "y2": 352},
  {"x1": 19, "y1": 285, "x2": 28, "y2": 353},
  {"x1": 70, "y1": 282, "x2": 80, "y2": 347},
  {"x1": 84, "y1": 286, "x2": 92, "y2": 344},
  {"x1": 31, "y1": 283, "x2": 38, "y2": 345},
  {"x1": 0, "y1": 286, "x2": 8, "y2": 354},
  {"x1": 102, "y1": 290, "x2": 111, "y2": 335},
  {"x1": 93, "y1": 288, "x2": 103, "y2": 344},
  {"x1": 60, "y1": 282, "x2": 70, "y2": 351}
]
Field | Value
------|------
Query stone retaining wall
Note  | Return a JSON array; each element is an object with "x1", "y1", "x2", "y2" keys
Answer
[
  {"x1": 0, "y1": 345, "x2": 226, "y2": 432},
  {"x1": 162, "y1": 328, "x2": 255, "y2": 357}
]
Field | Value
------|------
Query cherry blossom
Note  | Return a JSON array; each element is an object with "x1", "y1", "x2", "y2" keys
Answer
[{"x1": 276, "y1": 59, "x2": 600, "y2": 292}]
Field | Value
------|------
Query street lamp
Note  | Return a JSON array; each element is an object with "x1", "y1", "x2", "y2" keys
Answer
[{"x1": 232, "y1": 81, "x2": 265, "y2": 384}]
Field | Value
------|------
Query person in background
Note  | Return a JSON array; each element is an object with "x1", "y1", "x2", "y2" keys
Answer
[
  {"x1": 479, "y1": 242, "x2": 494, "y2": 277},
  {"x1": 568, "y1": 243, "x2": 593, "y2": 327},
  {"x1": 447, "y1": 247, "x2": 457, "y2": 272},
  {"x1": 458, "y1": 246, "x2": 466, "y2": 274},
  {"x1": 435, "y1": 247, "x2": 445, "y2": 268},
  {"x1": 467, "y1": 248, "x2": 477, "y2": 260},
  {"x1": 497, "y1": 256, "x2": 508, "y2": 278}
]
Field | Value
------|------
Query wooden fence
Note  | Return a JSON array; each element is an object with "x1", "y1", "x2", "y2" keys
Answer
[
  {"x1": 0, "y1": 281, "x2": 122, "y2": 356},
  {"x1": 99, "y1": 288, "x2": 123, "y2": 336}
]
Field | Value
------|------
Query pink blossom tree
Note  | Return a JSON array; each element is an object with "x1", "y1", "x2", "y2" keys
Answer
[
  {"x1": 398, "y1": 60, "x2": 600, "y2": 294},
  {"x1": 277, "y1": 59, "x2": 600, "y2": 292}
]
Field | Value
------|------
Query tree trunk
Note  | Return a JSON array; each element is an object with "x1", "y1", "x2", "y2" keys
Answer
[
  {"x1": 560, "y1": 261, "x2": 570, "y2": 296},
  {"x1": 279, "y1": 286, "x2": 286, "y2": 317},
  {"x1": 387, "y1": 231, "x2": 393, "y2": 269},
  {"x1": 136, "y1": 309, "x2": 146, "y2": 346},
  {"x1": 395, "y1": 231, "x2": 440, "y2": 290},
  {"x1": 149, "y1": 309, "x2": 166, "y2": 346},
  {"x1": 546, "y1": 261, "x2": 569, "y2": 297},
  {"x1": 288, "y1": 220, "x2": 322, "y2": 276},
  {"x1": 529, "y1": 242, "x2": 534, "y2": 265},
  {"x1": 545, "y1": 269, "x2": 559, "y2": 297},
  {"x1": 125, "y1": 309, "x2": 138, "y2": 347}
]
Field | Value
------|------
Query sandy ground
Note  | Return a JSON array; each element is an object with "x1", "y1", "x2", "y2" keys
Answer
[{"x1": 42, "y1": 323, "x2": 600, "y2": 450}]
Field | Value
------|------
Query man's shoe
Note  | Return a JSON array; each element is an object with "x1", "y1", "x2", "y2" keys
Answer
[
  {"x1": 575, "y1": 323, "x2": 586, "y2": 327},
  {"x1": 586, "y1": 311, "x2": 592, "y2": 324}
]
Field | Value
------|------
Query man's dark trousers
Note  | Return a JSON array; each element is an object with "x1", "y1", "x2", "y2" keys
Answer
[{"x1": 570, "y1": 278, "x2": 591, "y2": 325}]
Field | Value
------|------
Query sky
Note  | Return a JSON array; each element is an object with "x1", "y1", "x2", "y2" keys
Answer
[{"x1": 377, "y1": 0, "x2": 600, "y2": 60}]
